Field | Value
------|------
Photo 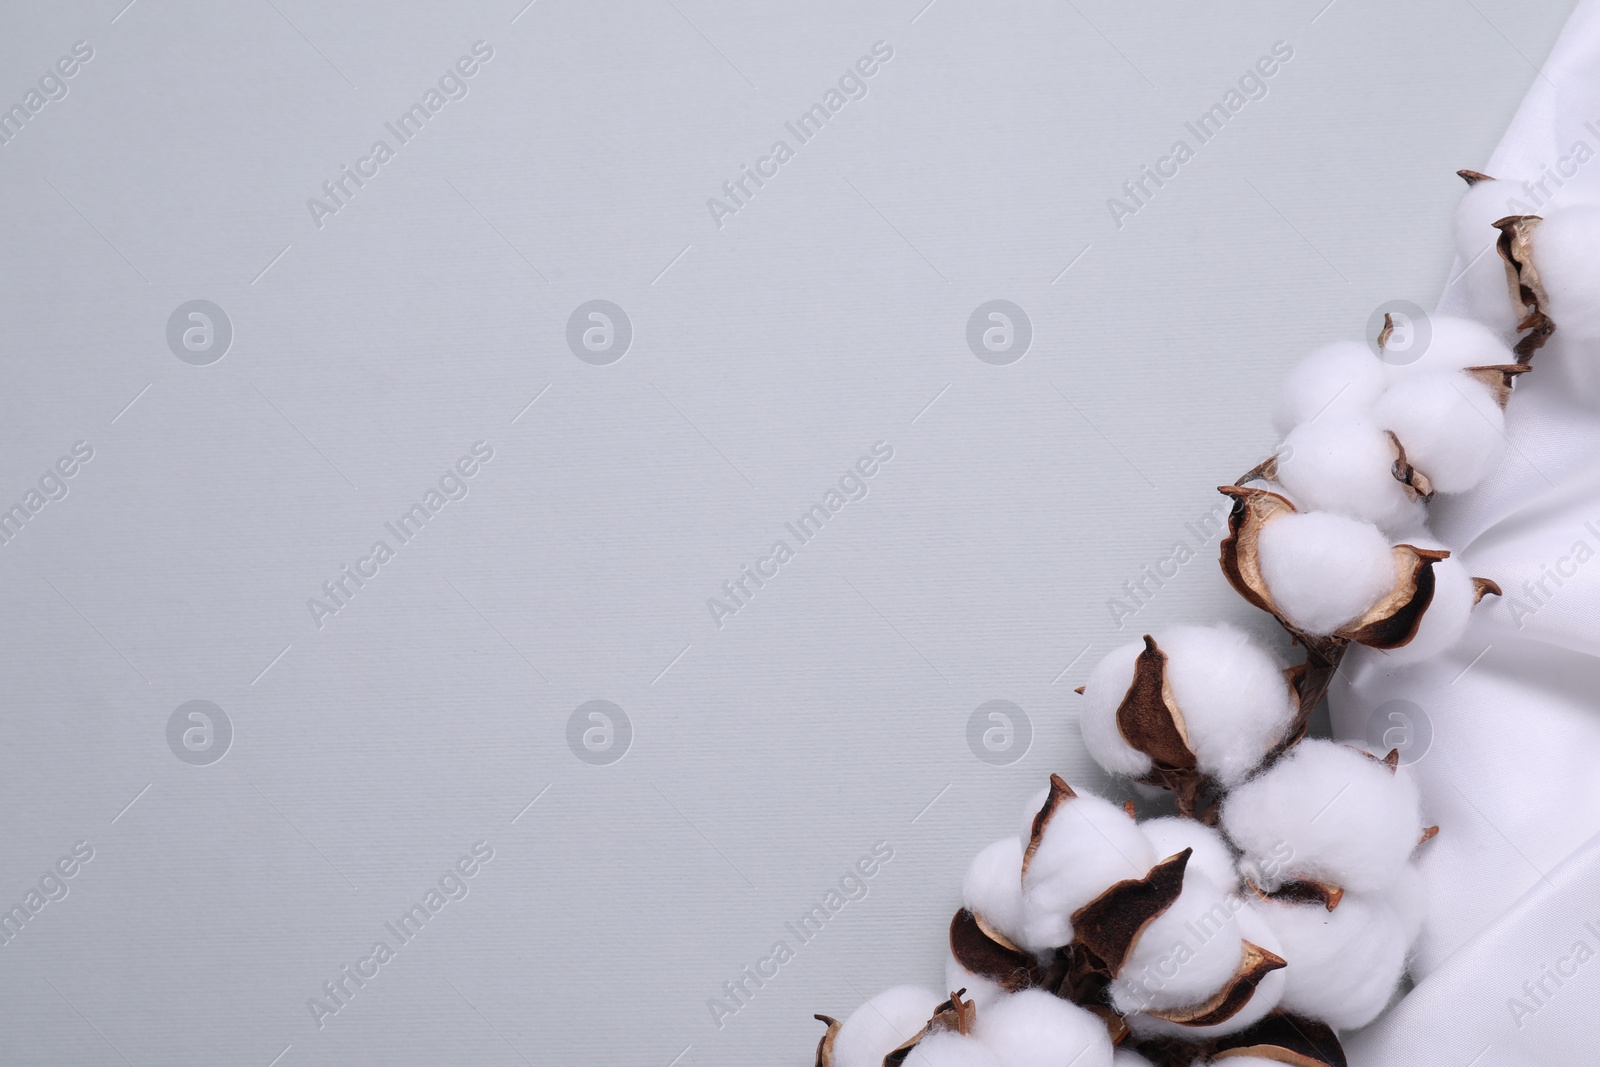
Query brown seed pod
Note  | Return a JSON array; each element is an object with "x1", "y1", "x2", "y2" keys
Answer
[
  {"x1": 1386, "y1": 431, "x2": 1434, "y2": 501},
  {"x1": 1069, "y1": 849, "x2": 1192, "y2": 978},
  {"x1": 1145, "y1": 941, "x2": 1288, "y2": 1028},
  {"x1": 1494, "y1": 214, "x2": 1556, "y2": 362},
  {"x1": 813, "y1": 1015, "x2": 841, "y2": 1067},
  {"x1": 884, "y1": 990, "x2": 976, "y2": 1066},
  {"x1": 1464, "y1": 363, "x2": 1531, "y2": 408},
  {"x1": 1022, "y1": 774, "x2": 1076, "y2": 876},
  {"x1": 948, "y1": 909, "x2": 1037, "y2": 992},
  {"x1": 1247, "y1": 877, "x2": 1344, "y2": 911},
  {"x1": 1208, "y1": 1010, "x2": 1348, "y2": 1066},
  {"x1": 1472, "y1": 576, "x2": 1503, "y2": 605}
]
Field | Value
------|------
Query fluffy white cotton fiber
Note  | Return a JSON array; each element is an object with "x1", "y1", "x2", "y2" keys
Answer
[
  {"x1": 1221, "y1": 739, "x2": 1422, "y2": 894},
  {"x1": 1079, "y1": 627, "x2": 1296, "y2": 787},
  {"x1": 1389, "y1": 861, "x2": 1428, "y2": 949},
  {"x1": 1256, "y1": 513, "x2": 1398, "y2": 635},
  {"x1": 834, "y1": 986, "x2": 942, "y2": 1067},
  {"x1": 1111, "y1": 1051, "x2": 1156, "y2": 1067},
  {"x1": 1376, "y1": 544, "x2": 1475, "y2": 667},
  {"x1": 1274, "y1": 416, "x2": 1426, "y2": 535},
  {"x1": 1255, "y1": 891, "x2": 1408, "y2": 1029},
  {"x1": 1109, "y1": 875, "x2": 1243, "y2": 1016},
  {"x1": 1125, "y1": 898, "x2": 1286, "y2": 1041},
  {"x1": 1273, "y1": 341, "x2": 1386, "y2": 435},
  {"x1": 1373, "y1": 372, "x2": 1505, "y2": 495},
  {"x1": 963, "y1": 837, "x2": 1027, "y2": 944},
  {"x1": 1451, "y1": 185, "x2": 1521, "y2": 335},
  {"x1": 946, "y1": 953, "x2": 1005, "y2": 1012},
  {"x1": 1140, "y1": 817, "x2": 1239, "y2": 893},
  {"x1": 904, "y1": 1032, "x2": 1002, "y2": 1067},
  {"x1": 1018, "y1": 788, "x2": 1154, "y2": 952},
  {"x1": 1536, "y1": 205, "x2": 1600, "y2": 339},
  {"x1": 1160, "y1": 626, "x2": 1297, "y2": 786},
  {"x1": 1392, "y1": 314, "x2": 1515, "y2": 377},
  {"x1": 974, "y1": 990, "x2": 1114, "y2": 1067},
  {"x1": 1078, "y1": 642, "x2": 1155, "y2": 781}
]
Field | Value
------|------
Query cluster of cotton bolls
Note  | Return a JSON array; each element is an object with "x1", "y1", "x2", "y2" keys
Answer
[
  {"x1": 1250, "y1": 311, "x2": 1514, "y2": 661},
  {"x1": 810, "y1": 169, "x2": 1565, "y2": 1067}
]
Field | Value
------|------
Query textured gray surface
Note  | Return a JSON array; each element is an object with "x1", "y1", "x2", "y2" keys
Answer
[{"x1": 0, "y1": 1, "x2": 1574, "y2": 1063}]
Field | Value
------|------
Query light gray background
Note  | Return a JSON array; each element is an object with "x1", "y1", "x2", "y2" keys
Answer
[{"x1": 0, "y1": 1, "x2": 1575, "y2": 1063}]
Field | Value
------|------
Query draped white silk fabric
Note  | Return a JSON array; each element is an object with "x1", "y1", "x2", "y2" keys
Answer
[{"x1": 1330, "y1": 3, "x2": 1600, "y2": 1060}]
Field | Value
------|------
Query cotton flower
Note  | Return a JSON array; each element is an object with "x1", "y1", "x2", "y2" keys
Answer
[
  {"x1": 1254, "y1": 891, "x2": 1408, "y2": 1029},
  {"x1": 1140, "y1": 816, "x2": 1239, "y2": 894},
  {"x1": 1078, "y1": 626, "x2": 1297, "y2": 789},
  {"x1": 1372, "y1": 371, "x2": 1506, "y2": 495},
  {"x1": 962, "y1": 837, "x2": 1027, "y2": 946},
  {"x1": 1373, "y1": 541, "x2": 1492, "y2": 667},
  {"x1": 973, "y1": 990, "x2": 1114, "y2": 1067},
  {"x1": 1016, "y1": 777, "x2": 1154, "y2": 952},
  {"x1": 1273, "y1": 340, "x2": 1386, "y2": 435},
  {"x1": 831, "y1": 986, "x2": 943, "y2": 1067},
  {"x1": 1255, "y1": 511, "x2": 1400, "y2": 635},
  {"x1": 1221, "y1": 739, "x2": 1423, "y2": 895},
  {"x1": 1274, "y1": 416, "x2": 1427, "y2": 535}
]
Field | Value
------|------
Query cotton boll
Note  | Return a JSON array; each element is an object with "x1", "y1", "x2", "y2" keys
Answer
[
  {"x1": 1017, "y1": 787, "x2": 1155, "y2": 952},
  {"x1": 1221, "y1": 739, "x2": 1422, "y2": 894},
  {"x1": 1255, "y1": 892, "x2": 1407, "y2": 1029},
  {"x1": 1451, "y1": 184, "x2": 1522, "y2": 336},
  {"x1": 963, "y1": 838, "x2": 1027, "y2": 944},
  {"x1": 1374, "y1": 549, "x2": 1476, "y2": 667},
  {"x1": 1078, "y1": 642, "x2": 1155, "y2": 781},
  {"x1": 1273, "y1": 341, "x2": 1386, "y2": 435},
  {"x1": 1109, "y1": 877, "x2": 1243, "y2": 1016},
  {"x1": 1536, "y1": 205, "x2": 1600, "y2": 339},
  {"x1": 1256, "y1": 513, "x2": 1398, "y2": 635},
  {"x1": 1121, "y1": 899, "x2": 1286, "y2": 1041},
  {"x1": 834, "y1": 986, "x2": 943, "y2": 1067},
  {"x1": 974, "y1": 989, "x2": 1114, "y2": 1067},
  {"x1": 946, "y1": 953, "x2": 1005, "y2": 1012},
  {"x1": 904, "y1": 1032, "x2": 1002, "y2": 1067},
  {"x1": 1140, "y1": 817, "x2": 1239, "y2": 894},
  {"x1": 1373, "y1": 372, "x2": 1506, "y2": 494},
  {"x1": 1156, "y1": 626, "x2": 1297, "y2": 787},
  {"x1": 1392, "y1": 314, "x2": 1516, "y2": 378},
  {"x1": 1080, "y1": 627, "x2": 1295, "y2": 787},
  {"x1": 1274, "y1": 417, "x2": 1426, "y2": 535}
]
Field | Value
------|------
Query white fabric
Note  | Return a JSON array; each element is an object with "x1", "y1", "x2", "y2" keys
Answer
[{"x1": 1329, "y1": 2, "x2": 1600, "y2": 1059}]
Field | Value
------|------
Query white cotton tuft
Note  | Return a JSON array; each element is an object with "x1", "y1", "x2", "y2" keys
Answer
[
  {"x1": 1109, "y1": 875, "x2": 1243, "y2": 1016},
  {"x1": 1274, "y1": 416, "x2": 1426, "y2": 536},
  {"x1": 1388, "y1": 861, "x2": 1428, "y2": 949},
  {"x1": 974, "y1": 989, "x2": 1114, "y2": 1067},
  {"x1": 903, "y1": 1032, "x2": 1002, "y2": 1067},
  {"x1": 946, "y1": 953, "x2": 1005, "y2": 1013},
  {"x1": 1255, "y1": 892, "x2": 1408, "y2": 1029},
  {"x1": 1389, "y1": 314, "x2": 1515, "y2": 378},
  {"x1": 1140, "y1": 817, "x2": 1239, "y2": 894},
  {"x1": 1256, "y1": 512, "x2": 1398, "y2": 635},
  {"x1": 1375, "y1": 546, "x2": 1476, "y2": 667},
  {"x1": 1373, "y1": 372, "x2": 1506, "y2": 495},
  {"x1": 1158, "y1": 626, "x2": 1298, "y2": 786},
  {"x1": 963, "y1": 838, "x2": 1027, "y2": 944},
  {"x1": 1080, "y1": 627, "x2": 1295, "y2": 787},
  {"x1": 1017, "y1": 787, "x2": 1155, "y2": 952},
  {"x1": 1111, "y1": 1051, "x2": 1156, "y2": 1067},
  {"x1": 833, "y1": 986, "x2": 943, "y2": 1067},
  {"x1": 1273, "y1": 341, "x2": 1386, "y2": 435},
  {"x1": 1078, "y1": 641, "x2": 1155, "y2": 781},
  {"x1": 1536, "y1": 205, "x2": 1600, "y2": 339},
  {"x1": 1119, "y1": 898, "x2": 1286, "y2": 1040},
  {"x1": 1450, "y1": 184, "x2": 1522, "y2": 337},
  {"x1": 1221, "y1": 739, "x2": 1422, "y2": 894}
]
